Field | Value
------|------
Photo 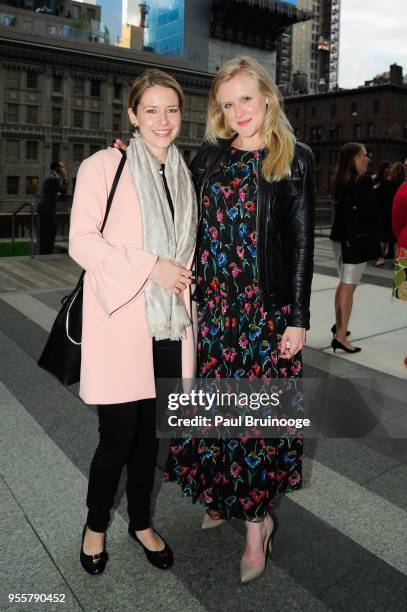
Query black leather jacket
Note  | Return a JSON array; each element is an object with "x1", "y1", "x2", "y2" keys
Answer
[{"x1": 190, "y1": 139, "x2": 315, "y2": 329}]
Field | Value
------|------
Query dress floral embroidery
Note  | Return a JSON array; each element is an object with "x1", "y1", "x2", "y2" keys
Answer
[{"x1": 165, "y1": 147, "x2": 303, "y2": 521}]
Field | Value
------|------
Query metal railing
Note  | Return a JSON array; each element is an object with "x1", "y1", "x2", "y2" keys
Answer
[{"x1": 11, "y1": 202, "x2": 36, "y2": 258}]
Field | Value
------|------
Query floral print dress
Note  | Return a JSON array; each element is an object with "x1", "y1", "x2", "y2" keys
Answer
[{"x1": 165, "y1": 147, "x2": 303, "y2": 521}]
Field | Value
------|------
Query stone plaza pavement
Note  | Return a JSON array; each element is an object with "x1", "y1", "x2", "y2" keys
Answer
[{"x1": 0, "y1": 237, "x2": 406, "y2": 611}]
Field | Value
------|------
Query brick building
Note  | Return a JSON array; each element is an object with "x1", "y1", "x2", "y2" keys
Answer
[{"x1": 284, "y1": 75, "x2": 407, "y2": 198}]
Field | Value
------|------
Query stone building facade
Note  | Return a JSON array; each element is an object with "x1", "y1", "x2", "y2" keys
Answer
[{"x1": 0, "y1": 11, "x2": 212, "y2": 214}]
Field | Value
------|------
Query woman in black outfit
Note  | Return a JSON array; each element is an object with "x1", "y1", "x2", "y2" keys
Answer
[
  {"x1": 165, "y1": 56, "x2": 315, "y2": 584},
  {"x1": 330, "y1": 142, "x2": 379, "y2": 353}
]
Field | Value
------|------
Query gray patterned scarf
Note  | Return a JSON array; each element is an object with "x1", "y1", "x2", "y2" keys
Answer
[{"x1": 126, "y1": 133, "x2": 197, "y2": 340}]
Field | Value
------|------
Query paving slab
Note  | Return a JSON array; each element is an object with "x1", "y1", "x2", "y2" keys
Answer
[
  {"x1": 0, "y1": 477, "x2": 81, "y2": 612},
  {"x1": 0, "y1": 381, "x2": 206, "y2": 612},
  {"x1": 308, "y1": 283, "x2": 407, "y2": 351}
]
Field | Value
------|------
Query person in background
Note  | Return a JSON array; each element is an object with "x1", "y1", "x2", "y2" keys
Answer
[
  {"x1": 37, "y1": 161, "x2": 68, "y2": 254},
  {"x1": 330, "y1": 143, "x2": 379, "y2": 353},
  {"x1": 373, "y1": 160, "x2": 392, "y2": 266},
  {"x1": 392, "y1": 180, "x2": 407, "y2": 366}
]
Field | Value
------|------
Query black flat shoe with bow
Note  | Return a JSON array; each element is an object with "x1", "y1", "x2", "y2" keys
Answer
[
  {"x1": 128, "y1": 526, "x2": 173, "y2": 570},
  {"x1": 80, "y1": 525, "x2": 108, "y2": 575}
]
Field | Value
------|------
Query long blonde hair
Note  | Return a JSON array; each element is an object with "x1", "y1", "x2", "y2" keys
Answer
[{"x1": 205, "y1": 56, "x2": 295, "y2": 182}]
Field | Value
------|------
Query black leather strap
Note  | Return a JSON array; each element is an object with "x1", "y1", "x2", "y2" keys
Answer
[{"x1": 100, "y1": 150, "x2": 126, "y2": 234}]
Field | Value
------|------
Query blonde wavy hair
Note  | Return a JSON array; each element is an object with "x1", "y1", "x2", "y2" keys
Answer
[{"x1": 205, "y1": 56, "x2": 295, "y2": 182}]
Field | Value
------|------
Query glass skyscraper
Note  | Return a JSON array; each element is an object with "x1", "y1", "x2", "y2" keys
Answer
[{"x1": 146, "y1": 0, "x2": 185, "y2": 57}]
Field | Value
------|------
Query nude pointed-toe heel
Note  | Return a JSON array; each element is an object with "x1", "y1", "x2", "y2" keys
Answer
[{"x1": 240, "y1": 514, "x2": 276, "y2": 584}]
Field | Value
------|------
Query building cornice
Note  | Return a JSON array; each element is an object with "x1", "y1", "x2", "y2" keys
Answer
[
  {"x1": 0, "y1": 32, "x2": 214, "y2": 92},
  {"x1": 285, "y1": 83, "x2": 407, "y2": 102}
]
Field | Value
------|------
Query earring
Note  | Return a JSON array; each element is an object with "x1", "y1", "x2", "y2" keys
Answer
[{"x1": 133, "y1": 124, "x2": 139, "y2": 134}]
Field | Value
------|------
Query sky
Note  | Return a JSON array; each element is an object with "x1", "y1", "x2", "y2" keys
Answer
[{"x1": 339, "y1": 0, "x2": 407, "y2": 88}]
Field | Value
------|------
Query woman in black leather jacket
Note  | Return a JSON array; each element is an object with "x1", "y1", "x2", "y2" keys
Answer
[{"x1": 165, "y1": 56, "x2": 315, "y2": 583}]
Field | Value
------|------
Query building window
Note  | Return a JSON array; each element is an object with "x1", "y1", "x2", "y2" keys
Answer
[
  {"x1": 89, "y1": 144, "x2": 100, "y2": 156},
  {"x1": 26, "y1": 70, "x2": 38, "y2": 89},
  {"x1": 311, "y1": 106, "x2": 317, "y2": 117},
  {"x1": 180, "y1": 122, "x2": 190, "y2": 138},
  {"x1": 373, "y1": 99, "x2": 380, "y2": 114},
  {"x1": 329, "y1": 150, "x2": 338, "y2": 166},
  {"x1": 52, "y1": 107, "x2": 62, "y2": 127},
  {"x1": 7, "y1": 176, "x2": 19, "y2": 195},
  {"x1": 196, "y1": 124, "x2": 205, "y2": 139},
  {"x1": 6, "y1": 69, "x2": 19, "y2": 88},
  {"x1": 112, "y1": 112, "x2": 121, "y2": 132},
  {"x1": 90, "y1": 79, "x2": 101, "y2": 97},
  {"x1": 6, "y1": 103, "x2": 19, "y2": 123},
  {"x1": 329, "y1": 125, "x2": 342, "y2": 140},
  {"x1": 73, "y1": 143, "x2": 85, "y2": 161},
  {"x1": 330, "y1": 104, "x2": 336, "y2": 118},
  {"x1": 315, "y1": 171, "x2": 320, "y2": 192},
  {"x1": 53, "y1": 74, "x2": 63, "y2": 93},
  {"x1": 113, "y1": 82, "x2": 122, "y2": 100},
  {"x1": 26, "y1": 176, "x2": 39, "y2": 194},
  {"x1": 73, "y1": 78, "x2": 85, "y2": 95},
  {"x1": 353, "y1": 124, "x2": 362, "y2": 139},
  {"x1": 311, "y1": 126, "x2": 322, "y2": 141},
  {"x1": 26, "y1": 141, "x2": 39, "y2": 160},
  {"x1": 7, "y1": 140, "x2": 20, "y2": 161},
  {"x1": 351, "y1": 101, "x2": 358, "y2": 115},
  {"x1": 26, "y1": 106, "x2": 38, "y2": 124},
  {"x1": 52, "y1": 143, "x2": 60, "y2": 161},
  {"x1": 90, "y1": 112, "x2": 100, "y2": 130},
  {"x1": 366, "y1": 123, "x2": 375, "y2": 138},
  {"x1": 73, "y1": 110, "x2": 84, "y2": 128}
]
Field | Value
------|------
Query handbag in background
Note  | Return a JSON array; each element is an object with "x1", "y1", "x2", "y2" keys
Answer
[
  {"x1": 37, "y1": 151, "x2": 127, "y2": 385},
  {"x1": 392, "y1": 245, "x2": 407, "y2": 300}
]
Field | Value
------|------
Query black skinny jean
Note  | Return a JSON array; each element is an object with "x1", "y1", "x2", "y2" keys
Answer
[{"x1": 86, "y1": 339, "x2": 181, "y2": 533}]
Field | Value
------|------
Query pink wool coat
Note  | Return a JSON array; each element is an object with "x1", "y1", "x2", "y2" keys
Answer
[{"x1": 69, "y1": 148, "x2": 196, "y2": 405}]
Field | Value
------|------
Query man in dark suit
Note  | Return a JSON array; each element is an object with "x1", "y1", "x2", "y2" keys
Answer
[{"x1": 38, "y1": 161, "x2": 68, "y2": 254}]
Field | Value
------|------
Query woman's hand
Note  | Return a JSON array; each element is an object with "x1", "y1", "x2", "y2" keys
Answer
[
  {"x1": 112, "y1": 138, "x2": 128, "y2": 151},
  {"x1": 279, "y1": 327, "x2": 306, "y2": 359},
  {"x1": 149, "y1": 259, "x2": 193, "y2": 294}
]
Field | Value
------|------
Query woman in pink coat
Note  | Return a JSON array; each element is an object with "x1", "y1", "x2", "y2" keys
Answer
[{"x1": 69, "y1": 69, "x2": 197, "y2": 575}]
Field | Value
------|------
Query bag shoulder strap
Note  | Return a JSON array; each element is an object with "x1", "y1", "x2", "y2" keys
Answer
[
  {"x1": 73, "y1": 150, "x2": 127, "y2": 289},
  {"x1": 100, "y1": 149, "x2": 127, "y2": 235}
]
